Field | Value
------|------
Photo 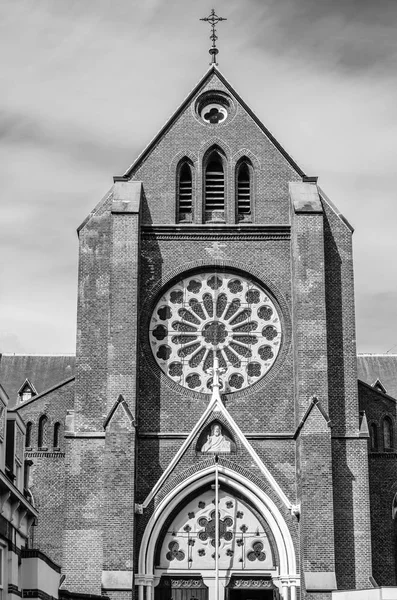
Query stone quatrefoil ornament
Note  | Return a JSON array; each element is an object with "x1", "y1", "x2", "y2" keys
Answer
[
  {"x1": 198, "y1": 510, "x2": 234, "y2": 546},
  {"x1": 150, "y1": 272, "x2": 282, "y2": 394}
]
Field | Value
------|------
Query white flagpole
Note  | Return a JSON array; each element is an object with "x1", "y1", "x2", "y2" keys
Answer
[{"x1": 215, "y1": 454, "x2": 219, "y2": 600}]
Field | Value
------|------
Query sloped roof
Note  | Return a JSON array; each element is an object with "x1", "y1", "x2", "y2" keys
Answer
[
  {"x1": 0, "y1": 354, "x2": 76, "y2": 407},
  {"x1": 357, "y1": 354, "x2": 397, "y2": 400}
]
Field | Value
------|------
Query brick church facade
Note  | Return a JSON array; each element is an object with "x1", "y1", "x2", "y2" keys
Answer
[{"x1": 1, "y1": 65, "x2": 397, "y2": 600}]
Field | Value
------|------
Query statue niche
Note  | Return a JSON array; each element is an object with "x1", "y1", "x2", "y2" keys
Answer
[{"x1": 197, "y1": 422, "x2": 235, "y2": 454}]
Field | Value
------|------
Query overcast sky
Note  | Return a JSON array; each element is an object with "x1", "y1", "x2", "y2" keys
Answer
[{"x1": 1, "y1": 0, "x2": 396, "y2": 355}]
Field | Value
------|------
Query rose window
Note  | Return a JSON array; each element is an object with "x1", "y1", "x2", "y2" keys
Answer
[{"x1": 150, "y1": 272, "x2": 282, "y2": 394}]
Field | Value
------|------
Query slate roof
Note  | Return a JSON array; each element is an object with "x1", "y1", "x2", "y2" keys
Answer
[
  {"x1": 1, "y1": 353, "x2": 396, "y2": 407},
  {"x1": 0, "y1": 354, "x2": 76, "y2": 407},
  {"x1": 357, "y1": 354, "x2": 397, "y2": 400}
]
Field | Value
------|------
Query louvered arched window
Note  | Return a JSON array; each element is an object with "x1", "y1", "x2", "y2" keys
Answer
[
  {"x1": 205, "y1": 151, "x2": 225, "y2": 218},
  {"x1": 38, "y1": 415, "x2": 48, "y2": 449},
  {"x1": 370, "y1": 423, "x2": 378, "y2": 451},
  {"x1": 383, "y1": 417, "x2": 393, "y2": 450},
  {"x1": 236, "y1": 159, "x2": 252, "y2": 221},
  {"x1": 178, "y1": 161, "x2": 193, "y2": 222}
]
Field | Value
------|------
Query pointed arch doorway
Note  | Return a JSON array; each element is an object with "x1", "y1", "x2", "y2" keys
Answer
[{"x1": 138, "y1": 467, "x2": 299, "y2": 600}]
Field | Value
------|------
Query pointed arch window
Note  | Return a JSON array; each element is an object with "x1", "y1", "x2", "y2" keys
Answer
[
  {"x1": 205, "y1": 151, "x2": 225, "y2": 217},
  {"x1": 25, "y1": 422, "x2": 32, "y2": 448},
  {"x1": 370, "y1": 423, "x2": 378, "y2": 451},
  {"x1": 53, "y1": 422, "x2": 61, "y2": 449},
  {"x1": 383, "y1": 416, "x2": 393, "y2": 450},
  {"x1": 178, "y1": 161, "x2": 193, "y2": 222},
  {"x1": 38, "y1": 415, "x2": 48, "y2": 449},
  {"x1": 236, "y1": 160, "x2": 252, "y2": 220}
]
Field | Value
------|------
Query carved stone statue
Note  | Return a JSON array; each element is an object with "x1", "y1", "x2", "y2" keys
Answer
[{"x1": 201, "y1": 424, "x2": 231, "y2": 453}]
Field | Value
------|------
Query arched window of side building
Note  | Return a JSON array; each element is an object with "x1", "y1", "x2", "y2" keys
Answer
[
  {"x1": 370, "y1": 423, "x2": 378, "y2": 451},
  {"x1": 38, "y1": 415, "x2": 48, "y2": 449},
  {"x1": 383, "y1": 416, "x2": 394, "y2": 451},
  {"x1": 53, "y1": 422, "x2": 61, "y2": 449},
  {"x1": 25, "y1": 422, "x2": 32, "y2": 448},
  {"x1": 177, "y1": 160, "x2": 193, "y2": 222}
]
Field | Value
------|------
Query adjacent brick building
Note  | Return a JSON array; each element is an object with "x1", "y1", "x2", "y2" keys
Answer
[{"x1": 1, "y1": 65, "x2": 397, "y2": 600}]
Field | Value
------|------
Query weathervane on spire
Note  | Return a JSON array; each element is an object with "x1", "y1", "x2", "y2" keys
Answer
[{"x1": 200, "y1": 9, "x2": 227, "y2": 66}]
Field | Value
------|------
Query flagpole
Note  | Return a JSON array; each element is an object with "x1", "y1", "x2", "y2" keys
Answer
[{"x1": 215, "y1": 454, "x2": 219, "y2": 600}]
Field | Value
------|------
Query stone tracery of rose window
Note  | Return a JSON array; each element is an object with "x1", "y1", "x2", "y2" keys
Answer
[{"x1": 150, "y1": 272, "x2": 282, "y2": 394}]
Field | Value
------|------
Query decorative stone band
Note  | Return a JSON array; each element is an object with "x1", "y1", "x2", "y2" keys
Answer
[
  {"x1": 25, "y1": 453, "x2": 65, "y2": 458},
  {"x1": 229, "y1": 579, "x2": 274, "y2": 589}
]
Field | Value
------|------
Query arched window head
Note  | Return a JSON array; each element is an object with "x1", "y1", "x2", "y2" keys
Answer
[
  {"x1": 178, "y1": 161, "x2": 193, "y2": 222},
  {"x1": 38, "y1": 415, "x2": 48, "y2": 449},
  {"x1": 370, "y1": 423, "x2": 378, "y2": 451},
  {"x1": 53, "y1": 423, "x2": 61, "y2": 449},
  {"x1": 383, "y1": 416, "x2": 393, "y2": 450},
  {"x1": 236, "y1": 160, "x2": 252, "y2": 221},
  {"x1": 25, "y1": 422, "x2": 32, "y2": 448},
  {"x1": 204, "y1": 150, "x2": 225, "y2": 221}
]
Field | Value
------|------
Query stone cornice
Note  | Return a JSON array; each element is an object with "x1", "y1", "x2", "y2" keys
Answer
[{"x1": 141, "y1": 224, "x2": 290, "y2": 240}]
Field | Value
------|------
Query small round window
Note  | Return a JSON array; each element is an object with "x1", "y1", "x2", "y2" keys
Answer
[{"x1": 196, "y1": 91, "x2": 231, "y2": 125}]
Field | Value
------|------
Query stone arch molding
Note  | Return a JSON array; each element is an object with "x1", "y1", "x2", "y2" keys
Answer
[{"x1": 138, "y1": 465, "x2": 298, "y2": 582}]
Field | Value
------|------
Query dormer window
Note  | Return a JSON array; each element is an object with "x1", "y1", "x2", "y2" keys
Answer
[
  {"x1": 177, "y1": 161, "x2": 193, "y2": 222},
  {"x1": 373, "y1": 378, "x2": 387, "y2": 394},
  {"x1": 17, "y1": 379, "x2": 37, "y2": 404},
  {"x1": 236, "y1": 159, "x2": 252, "y2": 221}
]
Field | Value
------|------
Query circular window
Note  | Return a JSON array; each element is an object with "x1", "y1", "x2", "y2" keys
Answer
[
  {"x1": 149, "y1": 272, "x2": 282, "y2": 394},
  {"x1": 196, "y1": 91, "x2": 231, "y2": 125}
]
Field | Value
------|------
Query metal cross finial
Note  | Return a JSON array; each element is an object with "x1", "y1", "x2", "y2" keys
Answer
[
  {"x1": 206, "y1": 353, "x2": 226, "y2": 398},
  {"x1": 200, "y1": 9, "x2": 227, "y2": 65}
]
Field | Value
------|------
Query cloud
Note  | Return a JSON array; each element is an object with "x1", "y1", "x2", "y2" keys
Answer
[
  {"x1": 235, "y1": 0, "x2": 397, "y2": 74},
  {"x1": 0, "y1": 0, "x2": 396, "y2": 354}
]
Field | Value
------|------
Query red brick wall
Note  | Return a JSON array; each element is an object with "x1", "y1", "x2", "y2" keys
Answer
[{"x1": 359, "y1": 381, "x2": 397, "y2": 585}]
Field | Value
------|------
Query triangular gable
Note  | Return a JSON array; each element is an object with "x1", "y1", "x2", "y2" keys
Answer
[
  {"x1": 294, "y1": 396, "x2": 332, "y2": 439},
  {"x1": 116, "y1": 66, "x2": 306, "y2": 182},
  {"x1": 103, "y1": 394, "x2": 136, "y2": 431},
  {"x1": 142, "y1": 371, "x2": 292, "y2": 510}
]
